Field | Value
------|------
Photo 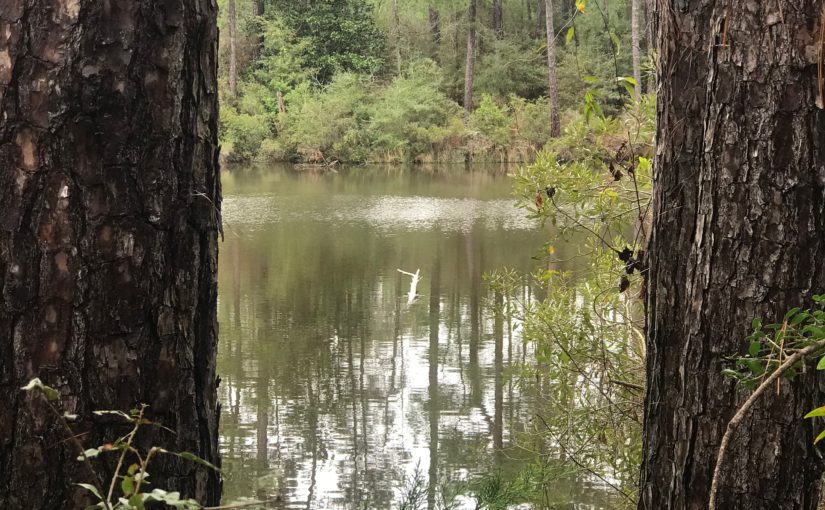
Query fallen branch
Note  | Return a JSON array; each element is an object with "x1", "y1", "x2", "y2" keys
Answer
[{"x1": 708, "y1": 338, "x2": 825, "y2": 510}]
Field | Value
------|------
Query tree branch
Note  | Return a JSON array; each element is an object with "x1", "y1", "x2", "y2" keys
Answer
[{"x1": 708, "y1": 338, "x2": 825, "y2": 510}]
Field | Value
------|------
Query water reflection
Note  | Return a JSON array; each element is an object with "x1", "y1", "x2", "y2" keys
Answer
[{"x1": 217, "y1": 164, "x2": 616, "y2": 509}]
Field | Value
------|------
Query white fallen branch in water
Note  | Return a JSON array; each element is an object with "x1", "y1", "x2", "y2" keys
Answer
[{"x1": 397, "y1": 269, "x2": 421, "y2": 305}]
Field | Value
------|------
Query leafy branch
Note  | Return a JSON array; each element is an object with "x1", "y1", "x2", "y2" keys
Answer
[{"x1": 21, "y1": 379, "x2": 276, "y2": 510}]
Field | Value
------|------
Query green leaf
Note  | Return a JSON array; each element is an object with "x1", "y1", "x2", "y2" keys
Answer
[
  {"x1": 817, "y1": 355, "x2": 825, "y2": 370},
  {"x1": 565, "y1": 27, "x2": 575, "y2": 45},
  {"x1": 721, "y1": 369, "x2": 743, "y2": 380},
  {"x1": 803, "y1": 325, "x2": 825, "y2": 339},
  {"x1": 77, "y1": 448, "x2": 101, "y2": 461},
  {"x1": 784, "y1": 307, "x2": 801, "y2": 322},
  {"x1": 176, "y1": 451, "x2": 222, "y2": 473},
  {"x1": 128, "y1": 494, "x2": 146, "y2": 510},
  {"x1": 805, "y1": 406, "x2": 825, "y2": 419},
  {"x1": 20, "y1": 378, "x2": 60, "y2": 401},
  {"x1": 748, "y1": 341, "x2": 761, "y2": 357},
  {"x1": 76, "y1": 483, "x2": 105, "y2": 501},
  {"x1": 790, "y1": 311, "x2": 810, "y2": 326},
  {"x1": 751, "y1": 317, "x2": 762, "y2": 330},
  {"x1": 815, "y1": 429, "x2": 825, "y2": 444},
  {"x1": 121, "y1": 475, "x2": 135, "y2": 497},
  {"x1": 741, "y1": 359, "x2": 765, "y2": 376}
]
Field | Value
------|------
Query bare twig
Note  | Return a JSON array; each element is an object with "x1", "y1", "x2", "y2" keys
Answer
[{"x1": 708, "y1": 338, "x2": 825, "y2": 510}]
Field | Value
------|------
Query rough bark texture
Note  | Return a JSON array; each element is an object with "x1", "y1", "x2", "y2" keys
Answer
[
  {"x1": 228, "y1": 0, "x2": 237, "y2": 96},
  {"x1": 492, "y1": 0, "x2": 503, "y2": 38},
  {"x1": 544, "y1": 0, "x2": 560, "y2": 137},
  {"x1": 0, "y1": 1, "x2": 222, "y2": 508},
  {"x1": 640, "y1": 0, "x2": 825, "y2": 508},
  {"x1": 463, "y1": 0, "x2": 477, "y2": 115},
  {"x1": 630, "y1": 0, "x2": 642, "y2": 101}
]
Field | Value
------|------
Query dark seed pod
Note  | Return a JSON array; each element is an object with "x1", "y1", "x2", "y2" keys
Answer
[{"x1": 619, "y1": 275, "x2": 630, "y2": 293}]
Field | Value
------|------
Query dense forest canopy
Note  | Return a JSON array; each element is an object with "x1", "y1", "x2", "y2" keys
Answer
[{"x1": 217, "y1": 0, "x2": 649, "y2": 163}]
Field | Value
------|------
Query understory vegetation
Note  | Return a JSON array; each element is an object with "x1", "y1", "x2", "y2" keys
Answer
[{"x1": 217, "y1": 0, "x2": 651, "y2": 164}]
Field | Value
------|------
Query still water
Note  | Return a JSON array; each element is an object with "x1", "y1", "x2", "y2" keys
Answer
[{"x1": 216, "y1": 164, "x2": 615, "y2": 509}]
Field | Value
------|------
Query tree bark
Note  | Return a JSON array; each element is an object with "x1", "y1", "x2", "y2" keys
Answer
[
  {"x1": 643, "y1": 0, "x2": 654, "y2": 93},
  {"x1": 640, "y1": 1, "x2": 825, "y2": 508},
  {"x1": 630, "y1": 0, "x2": 642, "y2": 102},
  {"x1": 429, "y1": 5, "x2": 441, "y2": 47},
  {"x1": 0, "y1": 1, "x2": 222, "y2": 508},
  {"x1": 228, "y1": 0, "x2": 238, "y2": 96},
  {"x1": 492, "y1": 0, "x2": 504, "y2": 39},
  {"x1": 463, "y1": 0, "x2": 477, "y2": 115},
  {"x1": 544, "y1": 0, "x2": 560, "y2": 137},
  {"x1": 536, "y1": 0, "x2": 545, "y2": 38},
  {"x1": 252, "y1": 0, "x2": 265, "y2": 60}
]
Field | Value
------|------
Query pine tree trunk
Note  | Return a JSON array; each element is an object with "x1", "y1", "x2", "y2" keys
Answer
[
  {"x1": 429, "y1": 5, "x2": 441, "y2": 46},
  {"x1": 392, "y1": 0, "x2": 402, "y2": 73},
  {"x1": 463, "y1": 0, "x2": 477, "y2": 116},
  {"x1": 544, "y1": 0, "x2": 560, "y2": 137},
  {"x1": 640, "y1": 1, "x2": 825, "y2": 508},
  {"x1": 644, "y1": 0, "x2": 654, "y2": 93},
  {"x1": 493, "y1": 0, "x2": 504, "y2": 39},
  {"x1": 0, "y1": 1, "x2": 222, "y2": 508},
  {"x1": 630, "y1": 0, "x2": 642, "y2": 102},
  {"x1": 252, "y1": 0, "x2": 265, "y2": 60},
  {"x1": 536, "y1": 0, "x2": 545, "y2": 37},
  {"x1": 228, "y1": 0, "x2": 238, "y2": 96}
]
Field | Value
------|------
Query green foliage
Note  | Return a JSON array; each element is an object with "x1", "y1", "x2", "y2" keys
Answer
[
  {"x1": 269, "y1": 0, "x2": 387, "y2": 82},
  {"x1": 19, "y1": 379, "x2": 268, "y2": 510},
  {"x1": 475, "y1": 39, "x2": 547, "y2": 100},
  {"x1": 283, "y1": 73, "x2": 368, "y2": 162},
  {"x1": 367, "y1": 60, "x2": 461, "y2": 160},
  {"x1": 469, "y1": 95, "x2": 512, "y2": 149},
  {"x1": 495, "y1": 101, "x2": 654, "y2": 504},
  {"x1": 222, "y1": 107, "x2": 272, "y2": 162},
  {"x1": 217, "y1": 0, "x2": 651, "y2": 163}
]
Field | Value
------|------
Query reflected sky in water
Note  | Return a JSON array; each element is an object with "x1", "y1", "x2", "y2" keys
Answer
[{"x1": 216, "y1": 164, "x2": 617, "y2": 509}]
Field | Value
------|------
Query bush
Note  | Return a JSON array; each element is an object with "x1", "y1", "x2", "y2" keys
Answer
[
  {"x1": 222, "y1": 108, "x2": 272, "y2": 162},
  {"x1": 469, "y1": 94, "x2": 512, "y2": 149},
  {"x1": 368, "y1": 59, "x2": 460, "y2": 160}
]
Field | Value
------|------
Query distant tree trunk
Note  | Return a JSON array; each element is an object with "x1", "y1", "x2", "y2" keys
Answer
[
  {"x1": 526, "y1": 0, "x2": 533, "y2": 27},
  {"x1": 544, "y1": 0, "x2": 560, "y2": 136},
  {"x1": 463, "y1": 0, "x2": 477, "y2": 116},
  {"x1": 392, "y1": 0, "x2": 402, "y2": 73},
  {"x1": 429, "y1": 6, "x2": 441, "y2": 46},
  {"x1": 492, "y1": 0, "x2": 504, "y2": 38},
  {"x1": 630, "y1": 0, "x2": 642, "y2": 102},
  {"x1": 640, "y1": 1, "x2": 825, "y2": 508},
  {"x1": 536, "y1": 0, "x2": 545, "y2": 37},
  {"x1": 0, "y1": 1, "x2": 222, "y2": 508},
  {"x1": 252, "y1": 0, "x2": 265, "y2": 60},
  {"x1": 277, "y1": 90, "x2": 287, "y2": 114},
  {"x1": 228, "y1": 0, "x2": 238, "y2": 95},
  {"x1": 644, "y1": 0, "x2": 654, "y2": 93}
]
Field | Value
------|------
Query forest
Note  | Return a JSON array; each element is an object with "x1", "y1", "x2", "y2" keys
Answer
[
  {"x1": 217, "y1": 0, "x2": 650, "y2": 164},
  {"x1": 2, "y1": 0, "x2": 825, "y2": 509}
]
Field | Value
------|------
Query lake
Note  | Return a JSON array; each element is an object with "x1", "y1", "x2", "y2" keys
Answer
[{"x1": 216, "y1": 164, "x2": 616, "y2": 509}]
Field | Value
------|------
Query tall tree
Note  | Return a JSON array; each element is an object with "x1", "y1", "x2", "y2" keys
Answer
[
  {"x1": 640, "y1": 1, "x2": 825, "y2": 508},
  {"x1": 428, "y1": 5, "x2": 442, "y2": 46},
  {"x1": 0, "y1": 1, "x2": 222, "y2": 508},
  {"x1": 630, "y1": 0, "x2": 642, "y2": 101},
  {"x1": 228, "y1": 0, "x2": 238, "y2": 95},
  {"x1": 492, "y1": 0, "x2": 504, "y2": 38},
  {"x1": 463, "y1": 0, "x2": 477, "y2": 115},
  {"x1": 544, "y1": 0, "x2": 560, "y2": 136}
]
